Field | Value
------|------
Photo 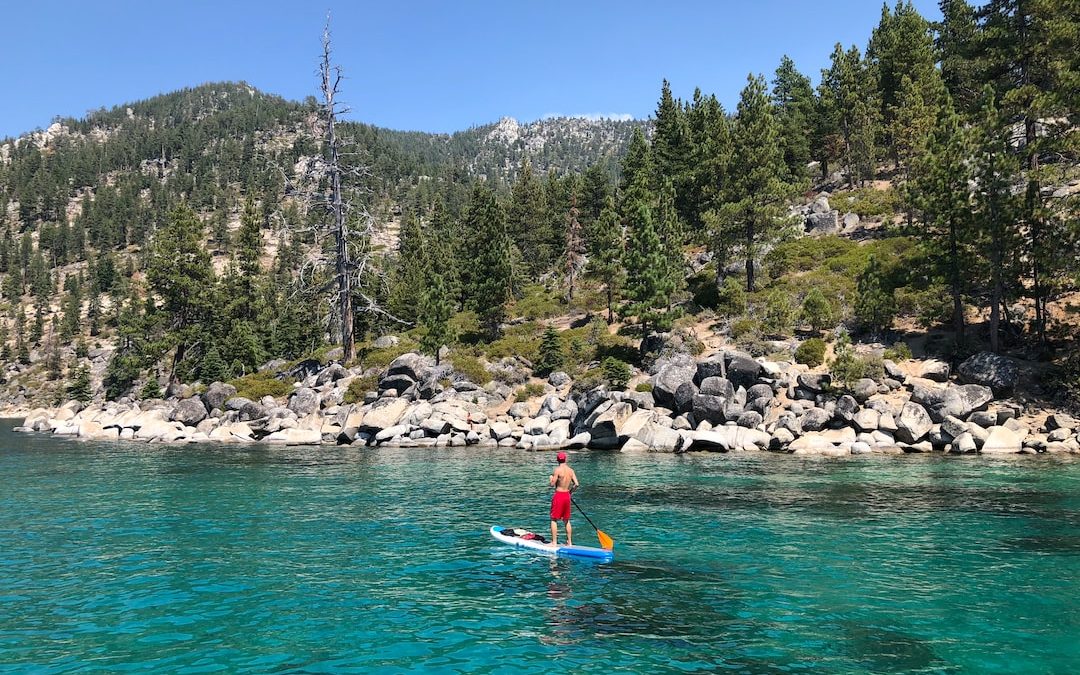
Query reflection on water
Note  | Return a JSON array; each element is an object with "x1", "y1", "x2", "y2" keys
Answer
[{"x1": 1, "y1": 425, "x2": 1079, "y2": 672}]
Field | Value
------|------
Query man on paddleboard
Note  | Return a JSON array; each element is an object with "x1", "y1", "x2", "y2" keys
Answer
[{"x1": 549, "y1": 451, "x2": 579, "y2": 546}]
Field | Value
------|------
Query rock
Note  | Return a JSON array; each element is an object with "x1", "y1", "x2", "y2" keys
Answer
[
  {"x1": 589, "y1": 402, "x2": 635, "y2": 440},
  {"x1": 800, "y1": 407, "x2": 832, "y2": 432},
  {"x1": 969, "y1": 410, "x2": 997, "y2": 428},
  {"x1": 171, "y1": 398, "x2": 208, "y2": 426},
  {"x1": 691, "y1": 394, "x2": 726, "y2": 425},
  {"x1": 725, "y1": 353, "x2": 763, "y2": 389},
  {"x1": 694, "y1": 354, "x2": 726, "y2": 384},
  {"x1": 78, "y1": 420, "x2": 119, "y2": 441},
  {"x1": 850, "y1": 378, "x2": 876, "y2": 403},
  {"x1": 853, "y1": 409, "x2": 880, "y2": 433},
  {"x1": 810, "y1": 195, "x2": 831, "y2": 214},
  {"x1": 896, "y1": 402, "x2": 933, "y2": 444},
  {"x1": 621, "y1": 438, "x2": 651, "y2": 453},
  {"x1": 746, "y1": 383, "x2": 773, "y2": 402},
  {"x1": 632, "y1": 422, "x2": 683, "y2": 451},
  {"x1": 920, "y1": 360, "x2": 950, "y2": 382},
  {"x1": 699, "y1": 377, "x2": 735, "y2": 400},
  {"x1": 736, "y1": 411, "x2": 763, "y2": 428},
  {"x1": 386, "y1": 352, "x2": 432, "y2": 383},
  {"x1": 797, "y1": 373, "x2": 831, "y2": 393},
  {"x1": 547, "y1": 419, "x2": 571, "y2": 445},
  {"x1": 489, "y1": 421, "x2": 514, "y2": 441},
  {"x1": 379, "y1": 373, "x2": 416, "y2": 395},
  {"x1": 687, "y1": 430, "x2": 734, "y2": 452},
  {"x1": 957, "y1": 352, "x2": 1019, "y2": 394},
  {"x1": 361, "y1": 398, "x2": 409, "y2": 432},
  {"x1": 264, "y1": 428, "x2": 323, "y2": 445},
  {"x1": 1046, "y1": 413, "x2": 1078, "y2": 431},
  {"x1": 373, "y1": 335, "x2": 400, "y2": 349},
  {"x1": 508, "y1": 403, "x2": 532, "y2": 419},
  {"x1": 953, "y1": 384, "x2": 994, "y2": 417},
  {"x1": 288, "y1": 388, "x2": 321, "y2": 416},
  {"x1": 835, "y1": 395, "x2": 859, "y2": 423},
  {"x1": 421, "y1": 418, "x2": 451, "y2": 435},
  {"x1": 1047, "y1": 428, "x2": 1071, "y2": 442},
  {"x1": 842, "y1": 212, "x2": 860, "y2": 229},
  {"x1": 790, "y1": 433, "x2": 847, "y2": 455},
  {"x1": 315, "y1": 363, "x2": 348, "y2": 387},
  {"x1": 375, "y1": 424, "x2": 411, "y2": 443},
  {"x1": 806, "y1": 210, "x2": 839, "y2": 235},
  {"x1": 952, "y1": 432, "x2": 977, "y2": 453},
  {"x1": 651, "y1": 362, "x2": 697, "y2": 410},
  {"x1": 981, "y1": 426, "x2": 1022, "y2": 454},
  {"x1": 566, "y1": 432, "x2": 591, "y2": 448},
  {"x1": 524, "y1": 416, "x2": 550, "y2": 436},
  {"x1": 941, "y1": 415, "x2": 968, "y2": 440},
  {"x1": 673, "y1": 381, "x2": 698, "y2": 414},
  {"x1": 548, "y1": 371, "x2": 572, "y2": 388},
  {"x1": 203, "y1": 382, "x2": 237, "y2": 411}
]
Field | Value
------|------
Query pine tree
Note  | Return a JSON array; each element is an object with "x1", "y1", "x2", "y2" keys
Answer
[
  {"x1": 461, "y1": 185, "x2": 511, "y2": 339},
  {"x1": 820, "y1": 44, "x2": 881, "y2": 187},
  {"x1": 419, "y1": 267, "x2": 454, "y2": 366},
  {"x1": 389, "y1": 209, "x2": 428, "y2": 322},
  {"x1": 564, "y1": 197, "x2": 585, "y2": 301},
  {"x1": 578, "y1": 162, "x2": 612, "y2": 227},
  {"x1": 66, "y1": 365, "x2": 93, "y2": 403},
  {"x1": 622, "y1": 185, "x2": 676, "y2": 340},
  {"x1": 507, "y1": 162, "x2": 553, "y2": 276},
  {"x1": 855, "y1": 255, "x2": 896, "y2": 333},
  {"x1": 656, "y1": 178, "x2": 687, "y2": 306},
  {"x1": 800, "y1": 287, "x2": 837, "y2": 333},
  {"x1": 534, "y1": 326, "x2": 565, "y2": 377},
  {"x1": 619, "y1": 129, "x2": 652, "y2": 202},
  {"x1": 772, "y1": 55, "x2": 816, "y2": 181},
  {"x1": 145, "y1": 205, "x2": 215, "y2": 383},
  {"x1": 585, "y1": 196, "x2": 625, "y2": 324},
  {"x1": 970, "y1": 87, "x2": 1021, "y2": 353},
  {"x1": 909, "y1": 98, "x2": 977, "y2": 340},
  {"x1": 234, "y1": 196, "x2": 262, "y2": 320},
  {"x1": 935, "y1": 0, "x2": 982, "y2": 116},
  {"x1": 651, "y1": 80, "x2": 694, "y2": 221},
  {"x1": 200, "y1": 345, "x2": 228, "y2": 383},
  {"x1": 686, "y1": 89, "x2": 732, "y2": 237},
  {"x1": 708, "y1": 74, "x2": 798, "y2": 292}
]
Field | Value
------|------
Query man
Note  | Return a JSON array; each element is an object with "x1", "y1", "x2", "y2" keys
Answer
[{"x1": 548, "y1": 451, "x2": 579, "y2": 546}]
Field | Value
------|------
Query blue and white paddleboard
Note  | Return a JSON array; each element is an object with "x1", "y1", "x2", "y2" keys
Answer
[{"x1": 490, "y1": 525, "x2": 614, "y2": 562}]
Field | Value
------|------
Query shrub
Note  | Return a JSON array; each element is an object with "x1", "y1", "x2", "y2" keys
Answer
[
  {"x1": 854, "y1": 255, "x2": 896, "y2": 333},
  {"x1": 635, "y1": 382, "x2": 654, "y2": 393},
  {"x1": 343, "y1": 375, "x2": 379, "y2": 404},
  {"x1": 801, "y1": 288, "x2": 838, "y2": 332},
  {"x1": 512, "y1": 284, "x2": 564, "y2": 320},
  {"x1": 534, "y1": 326, "x2": 565, "y2": 376},
  {"x1": 601, "y1": 357, "x2": 633, "y2": 390},
  {"x1": 716, "y1": 276, "x2": 747, "y2": 316},
  {"x1": 795, "y1": 338, "x2": 827, "y2": 368},
  {"x1": 731, "y1": 318, "x2": 760, "y2": 341},
  {"x1": 514, "y1": 382, "x2": 546, "y2": 402},
  {"x1": 883, "y1": 341, "x2": 912, "y2": 361},
  {"x1": 140, "y1": 376, "x2": 164, "y2": 400},
  {"x1": 449, "y1": 352, "x2": 491, "y2": 385},
  {"x1": 230, "y1": 372, "x2": 292, "y2": 401},
  {"x1": 761, "y1": 289, "x2": 797, "y2": 337},
  {"x1": 830, "y1": 187, "x2": 901, "y2": 218}
]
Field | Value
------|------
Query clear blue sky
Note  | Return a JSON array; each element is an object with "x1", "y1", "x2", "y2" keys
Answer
[{"x1": 1, "y1": 0, "x2": 943, "y2": 139}]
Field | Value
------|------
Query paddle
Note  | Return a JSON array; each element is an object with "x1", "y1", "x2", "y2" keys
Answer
[{"x1": 570, "y1": 493, "x2": 613, "y2": 550}]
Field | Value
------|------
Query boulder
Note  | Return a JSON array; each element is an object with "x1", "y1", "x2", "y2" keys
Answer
[
  {"x1": 852, "y1": 379, "x2": 878, "y2": 404},
  {"x1": 375, "y1": 425, "x2": 411, "y2": 443},
  {"x1": 797, "y1": 373, "x2": 831, "y2": 393},
  {"x1": 373, "y1": 335, "x2": 400, "y2": 349},
  {"x1": 202, "y1": 382, "x2": 237, "y2": 411},
  {"x1": 421, "y1": 418, "x2": 451, "y2": 435},
  {"x1": 694, "y1": 354, "x2": 726, "y2": 384},
  {"x1": 725, "y1": 353, "x2": 763, "y2": 389},
  {"x1": 957, "y1": 352, "x2": 1019, "y2": 394},
  {"x1": 361, "y1": 398, "x2": 410, "y2": 432},
  {"x1": 896, "y1": 402, "x2": 933, "y2": 444},
  {"x1": 1046, "y1": 413, "x2": 1078, "y2": 431},
  {"x1": 651, "y1": 362, "x2": 697, "y2": 410},
  {"x1": 941, "y1": 415, "x2": 968, "y2": 440},
  {"x1": 548, "y1": 371, "x2": 572, "y2": 388},
  {"x1": 981, "y1": 426, "x2": 1022, "y2": 454},
  {"x1": 77, "y1": 420, "x2": 119, "y2": 441},
  {"x1": 969, "y1": 410, "x2": 998, "y2": 428},
  {"x1": 952, "y1": 432, "x2": 977, "y2": 453},
  {"x1": 315, "y1": 363, "x2": 348, "y2": 387},
  {"x1": 692, "y1": 394, "x2": 726, "y2": 425},
  {"x1": 699, "y1": 377, "x2": 735, "y2": 400},
  {"x1": 386, "y1": 352, "x2": 432, "y2": 382},
  {"x1": 263, "y1": 428, "x2": 323, "y2": 445},
  {"x1": 834, "y1": 395, "x2": 859, "y2": 423},
  {"x1": 736, "y1": 411, "x2": 763, "y2": 428},
  {"x1": 800, "y1": 407, "x2": 832, "y2": 432},
  {"x1": 288, "y1": 388, "x2": 321, "y2": 416},
  {"x1": 746, "y1": 383, "x2": 773, "y2": 402},
  {"x1": 810, "y1": 195, "x2": 831, "y2": 214},
  {"x1": 853, "y1": 409, "x2": 880, "y2": 433},
  {"x1": 806, "y1": 210, "x2": 839, "y2": 235},
  {"x1": 790, "y1": 433, "x2": 847, "y2": 455},
  {"x1": 920, "y1": 360, "x2": 950, "y2": 382},
  {"x1": 673, "y1": 382, "x2": 698, "y2": 414},
  {"x1": 547, "y1": 419, "x2": 571, "y2": 445},
  {"x1": 379, "y1": 373, "x2": 416, "y2": 395},
  {"x1": 631, "y1": 422, "x2": 682, "y2": 451},
  {"x1": 842, "y1": 212, "x2": 860, "y2": 229},
  {"x1": 171, "y1": 398, "x2": 208, "y2": 426},
  {"x1": 508, "y1": 403, "x2": 532, "y2": 419},
  {"x1": 589, "y1": 402, "x2": 635, "y2": 440}
]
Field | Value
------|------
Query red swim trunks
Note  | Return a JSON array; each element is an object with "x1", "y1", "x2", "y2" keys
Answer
[{"x1": 550, "y1": 491, "x2": 571, "y2": 522}]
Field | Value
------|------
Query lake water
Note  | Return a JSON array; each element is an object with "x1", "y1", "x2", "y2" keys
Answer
[{"x1": 2, "y1": 421, "x2": 1079, "y2": 673}]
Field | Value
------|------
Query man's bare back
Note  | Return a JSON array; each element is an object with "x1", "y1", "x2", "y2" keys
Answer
[{"x1": 550, "y1": 464, "x2": 578, "y2": 492}]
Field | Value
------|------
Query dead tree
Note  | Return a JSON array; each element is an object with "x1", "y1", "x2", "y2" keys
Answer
[{"x1": 280, "y1": 19, "x2": 397, "y2": 363}]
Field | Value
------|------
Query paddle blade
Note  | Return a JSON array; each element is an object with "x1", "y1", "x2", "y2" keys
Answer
[{"x1": 597, "y1": 530, "x2": 614, "y2": 550}]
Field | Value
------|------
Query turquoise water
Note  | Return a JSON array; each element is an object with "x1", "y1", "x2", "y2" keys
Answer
[{"x1": 2, "y1": 422, "x2": 1079, "y2": 673}]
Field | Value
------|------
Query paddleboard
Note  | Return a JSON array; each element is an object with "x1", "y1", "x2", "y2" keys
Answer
[{"x1": 490, "y1": 525, "x2": 614, "y2": 562}]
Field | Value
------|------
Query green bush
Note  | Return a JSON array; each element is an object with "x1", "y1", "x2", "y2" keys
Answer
[
  {"x1": 635, "y1": 382, "x2": 654, "y2": 393},
  {"x1": 514, "y1": 382, "x2": 547, "y2": 402},
  {"x1": 761, "y1": 289, "x2": 797, "y2": 337},
  {"x1": 800, "y1": 288, "x2": 838, "y2": 332},
  {"x1": 140, "y1": 377, "x2": 164, "y2": 400},
  {"x1": 512, "y1": 284, "x2": 564, "y2": 320},
  {"x1": 731, "y1": 318, "x2": 760, "y2": 341},
  {"x1": 795, "y1": 338, "x2": 827, "y2": 368},
  {"x1": 449, "y1": 352, "x2": 491, "y2": 385},
  {"x1": 894, "y1": 285, "x2": 952, "y2": 329},
  {"x1": 601, "y1": 357, "x2": 633, "y2": 390},
  {"x1": 230, "y1": 372, "x2": 293, "y2": 401},
  {"x1": 830, "y1": 187, "x2": 902, "y2": 218},
  {"x1": 883, "y1": 341, "x2": 913, "y2": 361},
  {"x1": 716, "y1": 276, "x2": 747, "y2": 316},
  {"x1": 534, "y1": 326, "x2": 565, "y2": 376},
  {"x1": 343, "y1": 374, "x2": 379, "y2": 404}
]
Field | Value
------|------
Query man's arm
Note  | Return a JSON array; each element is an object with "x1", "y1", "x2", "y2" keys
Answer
[
  {"x1": 549, "y1": 472, "x2": 556, "y2": 488},
  {"x1": 571, "y1": 469, "x2": 580, "y2": 490}
]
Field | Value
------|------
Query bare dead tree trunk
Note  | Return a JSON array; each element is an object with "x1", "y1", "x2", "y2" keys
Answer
[{"x1": 320, "y1": 24, "x2": 356, "y2": 364}]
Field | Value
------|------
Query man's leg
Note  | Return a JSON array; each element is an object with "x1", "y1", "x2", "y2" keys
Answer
[
  {"x1": 565, "y1": 520, "x2": 572, "y2": 546},
  {"x1": 551, "y1": 520, "x2": 558, "y2": 545}
]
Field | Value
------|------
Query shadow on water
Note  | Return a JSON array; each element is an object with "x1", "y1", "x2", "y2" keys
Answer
[{"x1": 841, "y1": 620, "x2": 955, "y2": 674}]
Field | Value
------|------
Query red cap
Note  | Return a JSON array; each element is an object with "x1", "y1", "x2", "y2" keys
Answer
[{"x1": 556, "y1": 451, "x2": 567, "y2": 463}]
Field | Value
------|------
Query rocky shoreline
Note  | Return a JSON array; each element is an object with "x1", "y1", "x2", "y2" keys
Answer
[{"x1": 12, "y1": 349, "x2": 1080, "y2": 456}]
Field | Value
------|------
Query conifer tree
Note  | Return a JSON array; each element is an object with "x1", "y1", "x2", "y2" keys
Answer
[
  {"x1": 820, "y1": 44, "x2": 881, "y2": 187},
  {"x1": 855, "y1": 255, "x2": 896, "y2": 333},
  {"x1": 651, "y1": 80, "x2": 693, "y2": 220},
  {"x1": 936, "y1": 0, "x2": 981, "y2": 116},
  {"x1": 461, "y1": 185, "x2": 511, "y2": 339},
  {"x1": 708, "y1": 74, "x2": 797, "y2": 292},
  {"x1": 146, "y1": 205, "x2": 215, "y2": 383},
  {"x1": 801, "y1": 287, "x2": 837, "y2": 333},
  {"x1": 622, "y1": 183, "x2": 676, "y2": 340},
  {"x1": 419, "y1": 266, "x2": 454, "y2": 366},
  {"x1": 585, "y1": 196, "x2": 624, "y2": 324},
  {"x1": 578, "y1": 163, "x2": 612, "y2": 227},
  {"x1": 389, "y1": 209, "x2": 428, "y2": 322},
  {"x1": 772, "y1": 55, "x2": 816, "y2": 181},
  {"x1": 619, "y1": 129, "x2": 652, "y2": 203},
  {"x1": 66, "y1": 365, "x2": 92, "y2": 403},
  {"x1": 564, "y1": 197, "x2": 585, "y2": 301},
  {"x1": 534, "y1": 326, "x2": 565, "y2": 377},
  {"x1": 507, "y1": 162, "x2": 552, "y2": 276},
  {"x1": 200, "y1": 345, "x2": 228, "y2": 384},
  {"x1": 686, "y1": 90, "x2": 732, "y2": 236},
  {"x1": 909, "y1": 100, "x2": 976, "y2": 340},
  {"x1": 656, "y1": 178, "x2": 687, "y2": 305}
]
